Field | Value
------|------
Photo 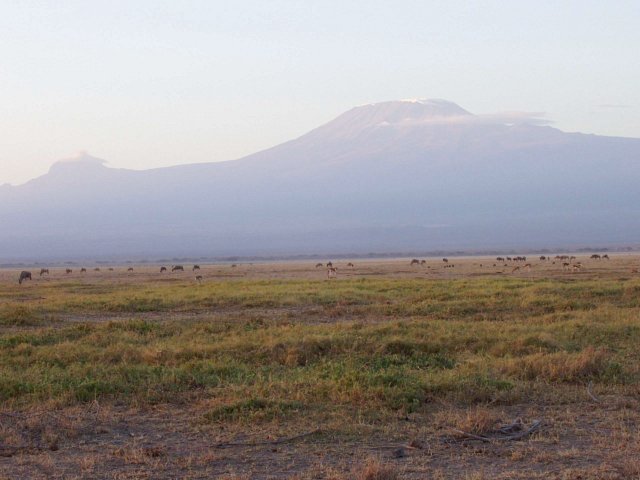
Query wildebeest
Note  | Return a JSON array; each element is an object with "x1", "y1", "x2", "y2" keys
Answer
[
  {"x1": 410, "y1": 259, "x2": 420, "y2": 266},
  {"x1": 18, "y1": 271, "x2": 32, "y2": 285},
  {"x1": 172, "y1": 265, "x2": 184, "y2": 272},
  {"x1": 347, "y1": 262, "x2": 355, "y2": 268},
  {"x1": 108, "y1": 268, "x2": 114, "y2": 271},
  {"x1": 127, "y1": 267, "x2": 134, "y2": 272},
  {"x1": 420, "y1": 260, "x2": 426, "y2": 265},
  {"x1": 442, "y1": 258, "x2": 449, "y2": 263},
  {"x1": 539, "y1": 256, "x2": 546, "y2": 261},
  {"x1": 231, "y1": 264, "x2": 237, "y2": 268},
  {"x1": 496, "y1": 257, "x2": 505, "y2": 262},
  {"x1": 94, "y1": 268, "x2": 100, "y2": 272},
  {"x1": 40, "y1": 268, "x2": 49, "y2": 276},
  {"x1": 193, "y1": 265, "x2": 200, "y2": 271},
  {"x1": 66, "y1": 269, "x2": 73, "y2": 274},
  {"x1": 602, "y1": 254, "x2": 610, "y2": 260},
  {"x1": 315, "y1": 263, "x2": 324, "y2": 268},
  {"x1": 326, "y1": 262, "x2": 333, "y2": 268},
  {"x1": 80, "y1": 268, "x2": 87, "y2": 273},
  {"x1": 590, "y1": 254, "x2": 601, "y2": 260},
  {"x1": 160, "y1": 266, "x2": 167, "y2": 273}
]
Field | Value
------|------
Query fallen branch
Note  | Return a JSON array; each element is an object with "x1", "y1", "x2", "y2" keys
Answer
[
  {"x1": 215, "y1": 429, "x2": 321, "y2": 448},
  {"x1": 448, "y1": 419, "x2": 542, "y2": 443}
]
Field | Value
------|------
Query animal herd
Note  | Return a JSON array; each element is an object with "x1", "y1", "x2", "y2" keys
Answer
[{"x1": 12, "y1": 254, "x2": 636, "y2": 284}]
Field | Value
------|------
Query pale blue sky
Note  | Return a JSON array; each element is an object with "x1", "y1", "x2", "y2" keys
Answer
[{"x1": 1, "y1": 0, "x2": 639, "y2": 184}]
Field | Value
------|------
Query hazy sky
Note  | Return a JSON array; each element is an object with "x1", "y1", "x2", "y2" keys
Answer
[{"x1": 1, "y1": 0, "x2": 639, "y2": 185}]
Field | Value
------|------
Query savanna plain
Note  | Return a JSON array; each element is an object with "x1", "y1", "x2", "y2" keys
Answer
[{"x1": 2, "y1": 256, "x2": 640, "y2": 479}]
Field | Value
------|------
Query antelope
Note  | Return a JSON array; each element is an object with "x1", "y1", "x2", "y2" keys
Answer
[
  {"x1": 18, "y1": 271, "x2": 32, "y2": 285},
  {"x1": 562, "y1": 262, "x2": 571, "y2": 270},
  {"x1": 193, "y1": 265, "x2": 200, "y2": 271},
  {"x1": 40, "y1": 268, "x2": 49, "y2": 276},
  {"x1": 327, "y1": 267, "x2": 338, "y2": 279},
  {"x1": 160, "y1": 266, "x2": 167, "y2": 273},
  {"x1": 172, "y1": 265, "x2": 184, "y2": 272},
  {"x1": 127, "y1": 267, "x2": 134, "y2": 272},
  {"x1": 512, "y1": 266, "x2": 520, "y2": 273},
  {"x1": 410, "y1": 259, "x2": 420, "y2": 266}
]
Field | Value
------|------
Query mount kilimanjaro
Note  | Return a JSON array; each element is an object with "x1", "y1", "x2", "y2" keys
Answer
[{"x1": 1, "y1": 99, "x2": 639, "y2": 260}]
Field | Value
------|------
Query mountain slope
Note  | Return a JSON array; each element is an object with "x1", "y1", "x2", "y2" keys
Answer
[{"x1": 1, "y1": 100, "x2": 639, "y2": 260}]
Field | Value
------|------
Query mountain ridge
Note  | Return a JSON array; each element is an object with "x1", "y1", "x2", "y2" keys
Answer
[{"x1": 1, "y1": 99, "x2": 639, "y2": 260}]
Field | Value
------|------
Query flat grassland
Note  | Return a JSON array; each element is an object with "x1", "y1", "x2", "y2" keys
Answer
[{"x1": 1, "y1": 257, "x2": 640, "y2": 479}]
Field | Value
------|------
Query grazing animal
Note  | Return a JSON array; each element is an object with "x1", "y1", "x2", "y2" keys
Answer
[
  {"x1": 127, "y1": 267, "x2": 134, "y2": 272},
  {"x1": 195, "y1": 275, "x2": 203, "y2": 282},
  {"x1": 108, "y1": 267, "x2": 114, "y2": 271},
  {"x1": 18, "y1": 271, "x2": 32, "y2": 285},
  {"x1": 591, "y1": 254, "x2": 601, "y2": 260},
  {"x1": 172, "y1": 265, "x2": 184, "y2": 272},
  {"x1": 602, "y1": 254, "x2": 610, "y2": 260},
  {"x1": 160, "y1": 266, "x2": 167, "y2": 273},
  {"x1": 539, "y1": 256, "x2": 546, "y2": 261},
  {"x1": 315, "y1": 263, "x2": 323, "y2": 268},
  {"x1": 327, "y1": 267, "x2": 338, "y2": 279},
  {"x1": 420, "y1": 260, "x2": 426, "y2": 265},
  {"x1": 347, "y1": 262, "x2": 354, "y2": 268},
  {"x1": 94, "y1": 268, "x2": 100, "y2": 272},
  {"x1": 496, "y1": 257, "x2": 505, "y2": 262},
  {"x1": 410, "y1": 259, "x2": 420, "y2": 266},
  {"x1": 66, "y1": 269, "x2": 73, "y2": 274},
  {"x1": 80, "y1": 268, "x2": 87, "y2": 273},
  {"x1": 512, "y1": 266, "x2": 520, "y2": 273},
  {"x1": 442, "y1": 258, "x2": 449, "y2": 263},
  {"x1": 40, "y1": 268, "x2": 49, "y2": 276},
  {"x1": 562, "y1": 262, "x2": 571, "y2": 270},
  {"x1": 231, "y1": 264, "x2": 237, "y2": 268},
  {"x1": 326, "y1": 262, "x2": 333, "y2": 268},
  {"x1": 193, "y1": 265, "x2": 200, "y2": 271}
]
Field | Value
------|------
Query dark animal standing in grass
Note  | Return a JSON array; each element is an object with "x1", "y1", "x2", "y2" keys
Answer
[
  {"x1": 172, "y1": 265, "x2": 184, "y2": 272},
  {"x1": 80, "y1": 268, "x2": 87, "y2": 273},
  {"x1": 127, "y1": 267, "x2": 134, "y2": 272},
  {"x1": 231, "y1": 264, "x2": 237, "y2": 268},
  {"x1": 18, "y1": 271, "x2": 32, "y2": 285},
  {"x1": 195, "y1": 275, "x2": 203, "y2": 282},
  {"x1": 315, "y1": 263, "x2": 324, "y2": 268},
  {"x1": 326, "y1": 262, "x2": 333, "y2": 268},
  {"x1": 193, "y1": 265, "x2": 200, "y2": 271},
  {"x1": 591, "y1": 254, "x2": 601, "y2": 260},
  {"x1": 40, "y1": 268, "x2": 49, "y2": 276},
  {"x1": 66, "y1": 269, "x2": 73, "y2": 274},
  {"x1": 603, "y1": 254, "x2": 610, "y2": 260},
  {"x1": 420, "y1": 260, "x2": 426, "y2": 265},
  {"x1": 94, "y1": 268, "x2": 100, "y2": 272},
  {"x1": 108, "y1": 268, "x2": 114, "y2": 271},
  {"x1": 347, "y1": 262, "x2": 355, "y2": 268},
  {"x1": 410, "y1": 259, "x2": 420, "y2": 266},
  {"x1": 160, "y1": 266, "x2": 167, "y2": 273},
  {"x1": 443, "y1": 258, "x2": 449, "y2": 263},
  {"x1": 539, "y1": 256, "x2": 546, "y2": 261}
]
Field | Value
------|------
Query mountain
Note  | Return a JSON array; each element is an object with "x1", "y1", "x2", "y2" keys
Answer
[{"x1": 1, "y1": 99, "x2": 640, "y2": 260}]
